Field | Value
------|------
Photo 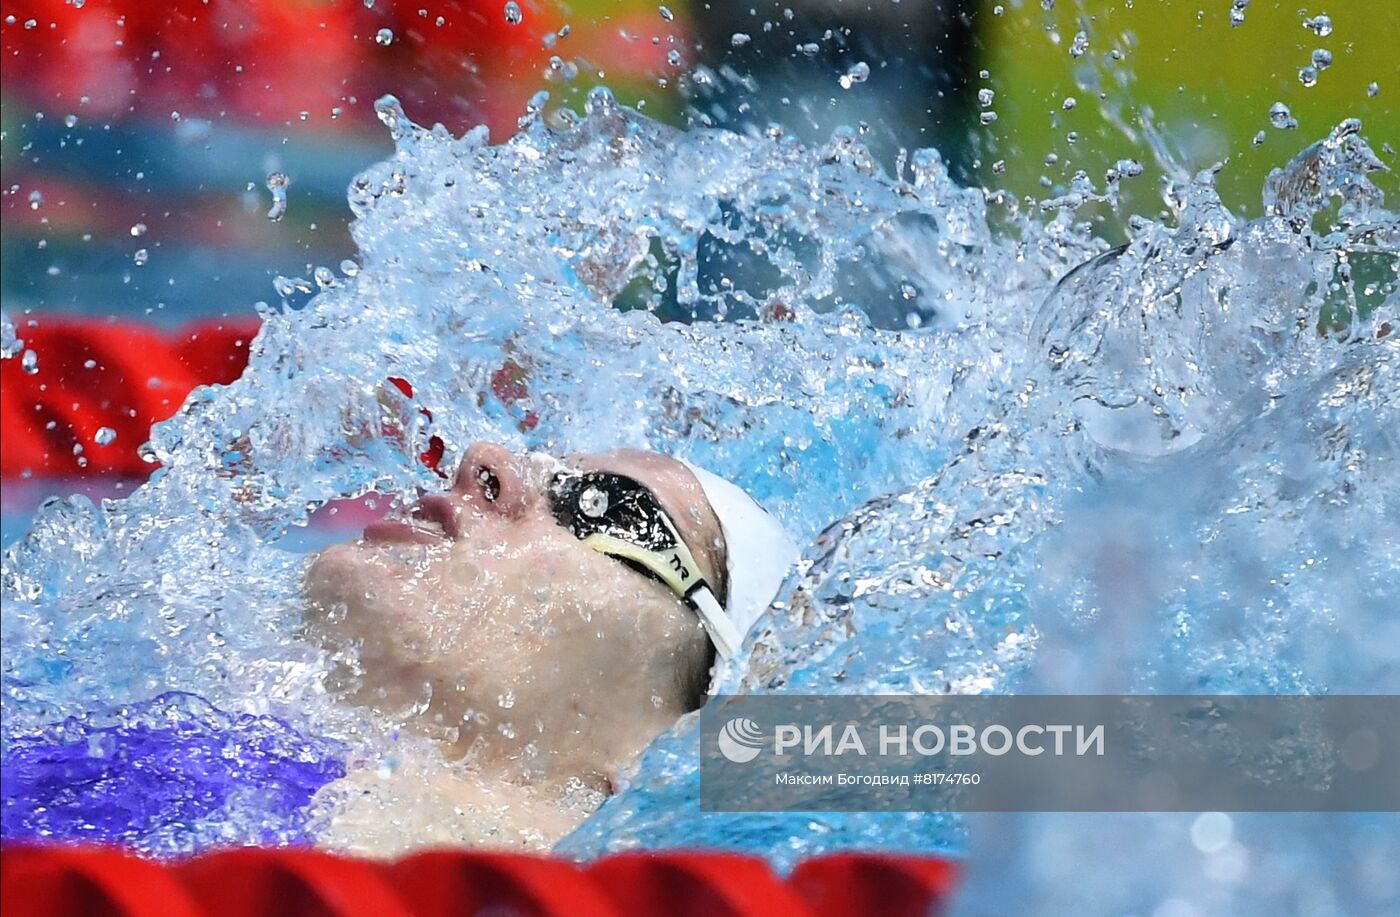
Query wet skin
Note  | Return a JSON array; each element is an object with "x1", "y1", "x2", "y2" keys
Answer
[{"x1": 303, "y1": 442, "x2": 726, "y2": 848}]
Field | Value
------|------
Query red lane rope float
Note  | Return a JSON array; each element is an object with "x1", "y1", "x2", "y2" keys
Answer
[
  {"x1": 789, "y1": 852, "x2": 961, "y2": 917},
  {"x1": 587, "y1": 851, "x2": 812, "y2": 916},
  {"x1": 0, "y1": 846, "x2": 959, "y2": 917},
  {"x1": 1, "y1": 845, "x2": 204, "y2": 917},
  {"x1": 388, "y1": 851, "x2": 617, "y2": 917},
  {"x1": 176, "y1": 849, "x2": 413, "y2": 917},
  {"x1": 1, "y1": 318, "x2": 259, "y2": 479}
]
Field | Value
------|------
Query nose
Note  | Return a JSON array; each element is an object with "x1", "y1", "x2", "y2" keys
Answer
[{"x1": 454, "y1": 441, "x2": 531, "y2": 518}]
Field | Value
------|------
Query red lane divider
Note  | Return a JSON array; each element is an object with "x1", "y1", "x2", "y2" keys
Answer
[
  {"x1": 389, "y1": 851, "x2": 616, "y2": 917},
  {"x1": 587, "y1": 852, "x2": 811, "y2": 916},
  {"x1": 177, "y1": 850, "x2": 413, "y2": 917},
  {"x1": 1, "y1": 845, "x2": 204, "y2": 917},
  {"x1": 789, "y1": 852, "x2": 961, "y2": 917},
  {"x1": 1, "y1": 317, "x2": 259, "y2": 478},
  {"x1": 0, "y1": 846, "x2": 959, "y2": 917}
]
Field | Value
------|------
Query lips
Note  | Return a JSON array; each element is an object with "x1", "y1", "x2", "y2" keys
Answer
[
  {"x1": 361, "y1": 494, "x2": 463, "y2": 545},
  {"x1": 413, "y1": 494, "x2": 464, "y2": 539},
  {"x1": 361, "y1": 519, "x2": 447, "y2": 545}
]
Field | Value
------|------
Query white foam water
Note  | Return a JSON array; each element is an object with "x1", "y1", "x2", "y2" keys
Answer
[{"x1": 2, "y1": 82, "x2": 1396, "y2": 911}]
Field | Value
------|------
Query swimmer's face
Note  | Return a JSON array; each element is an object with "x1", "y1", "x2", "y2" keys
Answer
[{"x1": 302, "y1": 443, "x2": 725, "y2": 779}]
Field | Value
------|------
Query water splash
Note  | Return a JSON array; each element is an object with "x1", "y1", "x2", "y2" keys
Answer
[{"x1": 2, "y1": 85, "x2": 1397, "y2": 901}]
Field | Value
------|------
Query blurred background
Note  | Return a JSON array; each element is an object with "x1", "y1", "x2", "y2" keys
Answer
[{"x1": 2, "y1": 0, "x2": 1396, "y2": 539}]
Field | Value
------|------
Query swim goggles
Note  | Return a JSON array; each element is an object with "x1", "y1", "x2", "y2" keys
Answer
[{"x1": 546, "y1": 469, "x2": 741, "y2": 658}]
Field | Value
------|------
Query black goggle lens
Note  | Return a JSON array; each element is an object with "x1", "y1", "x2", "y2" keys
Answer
[{"x1": 547, "y1": 471, "x2": 678, "y2": 552}]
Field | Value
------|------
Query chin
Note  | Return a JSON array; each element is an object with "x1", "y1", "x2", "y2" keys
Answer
[
  {"x1": 303, "y1": 540, "x2": 401, "y2": 630},
  {"x1": 304, "y1": 542, "x2": 359, "y2": 602},
  {"x1": 305, "y1": 539, "x2": 469, "y2": 647}
]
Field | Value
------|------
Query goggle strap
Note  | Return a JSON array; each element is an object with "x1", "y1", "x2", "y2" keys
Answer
[
  {"x1": 582, "y1": 532, "x2": 697, "y2": 592},
  {"x1": 580, "y1": 530, "x2": 740, "y2": 660},
  {"x1": 690, "y1": 585, "x2": 742, "y2": 662}
]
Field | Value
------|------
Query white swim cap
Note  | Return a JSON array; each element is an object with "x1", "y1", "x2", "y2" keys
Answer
[{"x1": 680, "y1": 460, "x2": 800, "y2": 658}]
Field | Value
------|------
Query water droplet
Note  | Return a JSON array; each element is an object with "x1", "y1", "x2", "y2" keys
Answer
[
  {"x1": 504, "y1": 1, "x2": 522, "y2": 25},
  {"x1": 331, "y1": 106, "x2": 343, "y2": 119},
  {"x1": 133, "y1": 248, "x2": 148, "y2": 265},
  {"x1": 1062, "y1": 96, "x2": 1077, "y2": 110},
  {"x1": 64, "y1": 114, "x2": 78, "y2": 128},
  {"x1": 265, "y1": 171, "x2": 289, "y2": 222},
  {"x1": 1298, "y1": 65, "x2": 1318, "y2": 88},
  {"x1": 731, "y1": 32, "x2": 751, "y2": 47},
  {"x1": 659, "y1": 5, "x2": 674, "y2": 21},
  {"x1": 28, "y1": 190, "x2": 42, "y2": 210},
  {"x1": 375, "y1": 27, "x2": 394, "y2": 45},
  {"x1": 21, "y1": 349, "x2": 39, "y2": 374},
  {"x1": 498, "y1": 691, "x2": 516, "y2": 708},
  {"x1": 839, "y1": 61, "x2": 870, "y2": 89},
  {"x1": 1311, "y1": 48, "x2": 1332, "y2": 70},
  {"x1": 980, "y1": 111, "x2": 999, "y2": 125},
  {"x1": 1105, "y1": 158, "x2": 1143, "y2": 184},
  {"x1": 977, "y1": 88, "x2": 995, "y2": 108},
  {"x1": 1229, "y1": 0, "x2": 1250, "y2": 28},
  {"x1": 1252, "y1": 130, "x2": 1266, "y2": 146},
  {"x1": 1268, "y1": 101, "x2": 1297, "y2": 129},
  {"x1": 314, "y1": 266, "x2": 336, "y2": 289},
  {"x1": 340, "y1": 259, "x2": 360, "y2": 277},
  {"x1": 374, "y1": 96, "x2": 412, "y2": 141},
  {"x1": 666, "y1": 48, "x2": 682, "y2": 67},
  {"x1": 94, "y1": 427, "x2": 117, "y2": 446},
  {"x1": 130, "y1": 222, "x2": 146, "y2": 236},
  {"x1": 1303, "y1": 13, "x2": 1332, "y2": 37},
  {"x1": 1069, "y1": 31, "x2": 1089, "y2": 58},
  {"x1": 1367, "y1": 82, "x2": 1380, "y2": 98}
]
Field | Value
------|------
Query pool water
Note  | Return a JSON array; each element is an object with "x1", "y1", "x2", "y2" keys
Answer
[{"x1": 2, "y1": 85, "x2": 1397, "y2": 913}]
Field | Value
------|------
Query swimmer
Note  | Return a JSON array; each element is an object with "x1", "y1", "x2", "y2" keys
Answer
[{"x1": 302, "y1": 442, "x2": 797, "y2": 852}]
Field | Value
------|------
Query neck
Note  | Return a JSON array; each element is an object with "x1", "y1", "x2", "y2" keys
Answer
[
  {"x1": 430, "y1": 699, "x2": 682, "y2": 793},
  {"x1": 316, "y1": 756, "x2": 599, "y2": 854}
]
